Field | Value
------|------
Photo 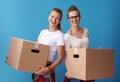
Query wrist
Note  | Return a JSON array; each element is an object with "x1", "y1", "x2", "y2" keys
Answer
[{"x1": 47, "y1": 66, "x2": 52, "y2": 71}]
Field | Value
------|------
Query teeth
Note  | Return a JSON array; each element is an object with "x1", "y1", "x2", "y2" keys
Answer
[
  {"x1": 72, "y1": 21, "x2": 77, "y2": 23},
  {"x1": 73, "y1": 22, "x2": 77, "y2": 24}
]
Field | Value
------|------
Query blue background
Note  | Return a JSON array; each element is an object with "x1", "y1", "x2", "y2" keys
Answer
[{"x1": 0, "y1": 0, "x2": 120, "y2": 82}]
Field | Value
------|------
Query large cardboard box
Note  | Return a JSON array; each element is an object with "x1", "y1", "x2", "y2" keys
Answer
[
  {"x1": 65, "y1": 48, "x2": 114, "y2": 80},
  {"x1": 6, "y1": 37, "x2": 49, "y2": 72}
]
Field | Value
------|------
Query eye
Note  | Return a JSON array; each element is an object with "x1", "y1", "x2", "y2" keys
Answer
[
  {"x1": 68, "y1": 15, "x2": 79, "y2": 20},
  {"x1": 51, "y1": 16, "x2": 54, "y2": 18},
  {"x1": 56, "y1": 16, "x2": 61, "y2": 20}
]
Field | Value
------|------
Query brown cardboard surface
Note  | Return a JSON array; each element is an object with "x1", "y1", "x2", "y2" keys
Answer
[
  {"x1": 6, "y1": 37, "x2": 49, "y2": 72},
  {"x1": 65, "y1": 48, "x2": 114, "y2": 80}
]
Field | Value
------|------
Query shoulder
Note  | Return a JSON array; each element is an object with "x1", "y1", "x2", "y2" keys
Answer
[
  {"x1": 41, "y1": 29, "x2": 48, "y2": 32},
  {"x1": 39, "y1": 29, "x2": 48, "y2": 34},
  {"x1": 82, "y1": 27, "x2": 89, "y2": 37},
  {"x1": 67, "y1": 28, "x2": 72, "y2": 35},
  {"x1": 83, "y1": 28, "x2": 88, "y2": 32},
  {"x1": 80, "y1": 27, "x2": 88, "y2": 34},
  {"x1": 80, "y1": 27, "x2": 88, "y2": 32},
  {"x1": 64, "y1": 28, "x2": 72, "y2": 38},
  {"x1": 56, "y1": 30, "x2": 64, "y2": 36}
]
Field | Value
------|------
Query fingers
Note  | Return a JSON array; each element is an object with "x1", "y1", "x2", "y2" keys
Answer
[
  {"x1": 65, "y1": 72, "x2": 71, "y2": 78},
  {"x1": 35, "y1": 66, "x2": 46, "y2": 75},
  {"x1": 37, "y1": 66, "x2": 45, "y2": 73},
  {"x1": 37, "y1": 65, "x2": 42, "y2": 68}
]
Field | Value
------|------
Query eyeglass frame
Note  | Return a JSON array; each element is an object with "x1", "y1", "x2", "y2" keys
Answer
[{"x1": 68, "y1": 15, "x2": 80, "y2": 20}]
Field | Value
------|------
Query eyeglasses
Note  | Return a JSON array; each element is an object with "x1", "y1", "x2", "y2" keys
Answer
[{"x1": 68, "y1": 15, "x2": 80, "y2": 20}]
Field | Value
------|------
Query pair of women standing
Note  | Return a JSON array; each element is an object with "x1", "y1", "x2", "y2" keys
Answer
[{"x1": 32, "y1": 5, "x2": 94, "y2": 82}]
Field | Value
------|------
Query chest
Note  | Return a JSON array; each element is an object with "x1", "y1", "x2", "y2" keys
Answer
[
  {"x1": 69, "y1": 28, "x2": 85, "y2": 39},
  {"x1": 39, "y1": 34, "x2": 57, "y2": 46}
]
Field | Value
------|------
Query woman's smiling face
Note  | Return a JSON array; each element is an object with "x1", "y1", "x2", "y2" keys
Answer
[
  {"x1": 48, "y1": 10, "x2": 61, "y2": 28},
  {"x1": 68, "y1": 11, "x2": 80, "y2": 27}
]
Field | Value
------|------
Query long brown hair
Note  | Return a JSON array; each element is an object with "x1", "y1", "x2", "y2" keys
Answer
[{"x1": 50, "y1": 8, "x2": 63, "y2": 30}]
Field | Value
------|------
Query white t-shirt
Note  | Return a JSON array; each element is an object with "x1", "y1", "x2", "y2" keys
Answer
[{"x1": 37, "y1": 29, "x2": 64, "y2": 61}]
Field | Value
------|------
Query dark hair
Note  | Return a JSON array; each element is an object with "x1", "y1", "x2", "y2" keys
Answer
[
  {"x1": 67, "y1": 5, "x2": 81, "y2": 19},
  {"x1": 50, "y1": 8, "x2": 63, "y2": 30}
]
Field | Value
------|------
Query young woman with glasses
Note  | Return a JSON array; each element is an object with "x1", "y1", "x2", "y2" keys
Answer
[{"x1": 64, "y1": 5, "x2": 95, "y2": 82}]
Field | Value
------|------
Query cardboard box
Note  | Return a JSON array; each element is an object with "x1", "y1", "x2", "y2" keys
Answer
[
  {"x1": 65, "y1": 48, "x2": 114, "y2": 80},
  {"x1": 6, "y1": 37, "x2": 49, "y2": 72}
]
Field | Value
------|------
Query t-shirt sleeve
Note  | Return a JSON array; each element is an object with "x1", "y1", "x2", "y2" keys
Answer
[
  {"x1": 37, "y1": 30, "x2": 44, "y2": 40},
  {"x1": 57, "y1": 34, "x2": 65, "y2": 46}
]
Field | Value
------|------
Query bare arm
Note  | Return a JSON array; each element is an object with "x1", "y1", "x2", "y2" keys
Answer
[{"x1": 49, "y1": 46, "x2": 64, "y2": 69}]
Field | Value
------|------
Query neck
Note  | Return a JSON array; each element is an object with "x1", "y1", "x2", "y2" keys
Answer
[
  {"x1": 71, "y1": 26, "x2": 80, "y2": 30},
  {"x1": 48, "y1": 26, "x2": 57, "y2": 32}
]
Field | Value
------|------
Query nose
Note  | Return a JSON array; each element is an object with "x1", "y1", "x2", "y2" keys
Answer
[
  {"x1": 53, "y1": 18, "x2": 56, "y2": 21},
  {"x1": 52, "y1": 18, "x2": 56, "y2": 23}
]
